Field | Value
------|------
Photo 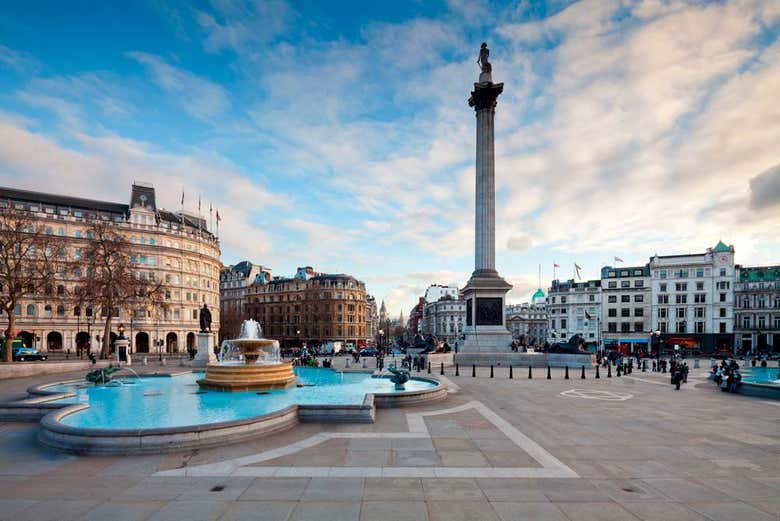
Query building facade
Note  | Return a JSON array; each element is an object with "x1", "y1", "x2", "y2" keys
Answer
[
  {"x1": 220, "y1": 261, "x2": 271, "y2": 316},
  {"x1": 600, "y1": 265, "x2": 651, "y2": 354},
  {"x1": 648, "y1": 241, "x2": 736, "y2": 354},
  {"x1": 734, "y1": 265, "x2": 780, "y2": 355},
  {"x1": 366, "y1": 295, "x2": 379, "y2": 343},
  {"x1": 547, "y1": 279, "x2": 601, "y2": 345},
  {"x1": 506, "y1": 288, "x2": 547, "y2": 346},
  {"x1": 424, "y1": 284, "x2": 458, "y2": 303},
  {"x1": 421, "y1": 296, "x2": 465, "y2": 345},
  {"x1": 245, "y1": 267, "x2": 370, "y2": 348},
  {"x1": 1, "y1": 183, "x2": 221, "y2": 354}
]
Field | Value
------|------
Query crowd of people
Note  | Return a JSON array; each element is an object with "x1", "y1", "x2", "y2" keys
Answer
[{"x1": 711, "y1": 359, "x2": 742, "y2": 393}]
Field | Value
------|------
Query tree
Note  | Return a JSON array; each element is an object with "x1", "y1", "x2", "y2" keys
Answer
[
  {"x1": 77, "y1": 220, "x2": 162, "y2": 359},
  {"x1": 0, "y1": 207, "x2": 65, "y2": 362},
  {"x1": 219, "y1": 305, "x2": 245, "y2": 344}
]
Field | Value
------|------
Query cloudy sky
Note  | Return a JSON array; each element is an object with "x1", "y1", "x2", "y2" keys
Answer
[{"x1": 1, "y1": 0, "x2": 778, "y2": 317}]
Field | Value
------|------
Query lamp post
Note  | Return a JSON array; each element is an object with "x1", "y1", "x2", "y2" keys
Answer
[{"x1": 117, "y1": 323, "x2": 125, "y2": 364}]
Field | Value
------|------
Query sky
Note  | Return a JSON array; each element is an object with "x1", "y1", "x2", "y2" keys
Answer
[{"x1": 0, "y1": 0, "x2": 779, "y2": 318}]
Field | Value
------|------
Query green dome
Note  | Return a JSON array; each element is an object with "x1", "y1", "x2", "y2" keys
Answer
[{"x1": 532, "y1": 288, "x2": 545, "y2": 301}]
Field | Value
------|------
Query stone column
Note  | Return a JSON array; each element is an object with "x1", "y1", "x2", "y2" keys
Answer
[{"x1": 469, "y1": 81, "x2": 503, "y2": 278}]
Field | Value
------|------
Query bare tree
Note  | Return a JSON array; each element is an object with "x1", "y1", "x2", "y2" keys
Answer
[
  {"x1": 0, "y1": 207, "x2": 66, "y2": 362},
  {"x1": 77, "y1": 220, "x2": 162, "y2": 359},
  {"x1": 219, "y1": 305, "x2": 245, "y2": 343}
]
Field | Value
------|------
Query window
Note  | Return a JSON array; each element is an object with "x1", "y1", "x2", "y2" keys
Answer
[
  {"x1": 677, "y1": 308, "x2": 686, "y2": 319},
  {"x1": 694, "y1": 307, "x2": 705, "y2": 318},
  {"x1": 608, "y1": 296, "x2": 617, "y2": 303},
  {"x1": 621, "y1": 322, "x2": 631, "y2": 333},
  {"x1": 608, "y1": 282, "x2": 617, "y2": 289},
  {"x1": 608, "y1": 322, "x2": 617, "y2": 333},
  {"x1": 719, "y1": 322, "x2": 727, "y2": 333},
  {"x1": 608, "y1": 308, "x2": 617, "y2": 317},
  {"x1": 696, "y1": 268, "x2": 704, "y2": 277},
  {"x1": 695, "y1": 321, "x2": 704, "y2": 333},
  {"x1": 719, "y1": 308, "x2": 726, "y2": 318},
  {"x1": 716, "y1": 281, "x2": 730, "y2": 290},
  {"x1": 659, "y1": 283, "x2": 667, "y2": 292},
  {"x1": 720, "y1": 268, "x2": 726, "y2": 277},
  {"x1": 634, "y1": 280, "x2": 644, "y2": 288},
  {"x1": 634, "y1": 322, "x2": 644, "y2": 332},
  {"x1": 658, "y1": 307, "x2": 668, "y2": 319},
  {"x1": 677, "y1": 321, "x2": 687, "y2": 333},
  {"x1": 26, "y1": 304, "x2": 36, "y2": 316},
  {"x1": 621, "y1": 280, "x2": 630, "y2": 288},
  {"x1": 634, "y1": 308, "x2": 643, "y2": 317},
  {"x1": 676, "y1": 294, "x2": 687, "y2": 304},
  {"x1": 621, "y1": 309, "x2": 630, "y2": 317},
  {"x1": 561, "y1": 319, "x2": 567, "y2": 329},
  {"x1": 742, "y1": 316, "x2": 751, "y2": 328},
  {"x1": 44, "y1": 304, "x2": 52, "y2": 318},
  {"x1": 56, "y1": 305, "x2": 65, "y2": 317},
  {"x1": 696, "y1": 282, "x2": 704, "y2": 291},
  {"x1": 621, "y1": 295, "x2": 630, "y2": 303},
  {"x1": 720, "y1": 293, "x2": 726, "y2": 302},
  {"x1": 658, "y1": 295, "x2": 669, "y2": 304},
  {"x1": 635, "y1": 294, "x2": 644, "y2": 303},
  {"x1": 589, "y1": 295, "x2": 595, "y2": 302},
  {"x1": 660, "y1": 270, "x2": 667, "y2": 279},
  {"x1": 694, "y1": 294, "x2": 706, "y2": 303},
  {"x1": 660, "y1": 322, "x2": 667, "y2": 333},
  {"x1": 675, "y1": 283, "x2": 688, "y2": 291},
  {"x1": 758, "y1": 316, "x2": 766, "y2": 328}
]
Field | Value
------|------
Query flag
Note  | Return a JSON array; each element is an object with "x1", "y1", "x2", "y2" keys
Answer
[
  {"x1": 553, "y1": 263, "x2": 560, "y2": 268},
  {"x1": 574, "y1": 263, "x2": 582, "y2": 280},
  {"x1": 181, "y1": 191, "x2": 184, "y2": 205},
  {"x1": 198, "y1": 196, "x2": 201, "y2": 212},
  {"x1": 614, "y1": 256, "x2": 624, "y2": 263},
  {"x1": 216, "y1": 210, "x2": 221, "y2": 222},
  {"x1": 585, "y1": 310, "x2": 592, "y2": 320}
]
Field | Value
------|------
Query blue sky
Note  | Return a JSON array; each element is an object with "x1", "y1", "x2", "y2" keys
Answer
[{"x1": 1, "y1": 0, "x2": 779, "y2": 317}]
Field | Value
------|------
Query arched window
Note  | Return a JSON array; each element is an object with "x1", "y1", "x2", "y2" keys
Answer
[
  {"x1": 149, "y1": 238, "x2": 155, "y2": 245},
  {"x1": 57, "y1": 285, "x2": 65, "y2": 296},
  {"x1": 74, "y1": 267, "x2": 82, "y2": 278},
  {"x1": 44, "y1": 304, "x2": 53, "y2": 318},
  {"x1": 45, "y1": 226, "x2": 53, "y2": 235},
  {"x1": 26, "y1": 304, "x2": 36, "y2": 316},
  {"x1": 57, "y1": 228, "x2": 64, "y2": 236},
  {"x1": 56, "y1": 305, "x2": 65, "y2": 317},
  {"x1": 86, "y1": 231, "x2": 93, "y2": 239},
  {"x1": 75, "y1": 230, "x2": 82, "y2": 238}
]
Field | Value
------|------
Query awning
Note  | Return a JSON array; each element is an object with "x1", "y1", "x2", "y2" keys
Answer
[{"x1": 619, "y1": 338, "x2": 648, "y2": 344}]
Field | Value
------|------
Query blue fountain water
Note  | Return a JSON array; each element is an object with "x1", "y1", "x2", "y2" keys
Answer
[
  {"x1": 740, "y1": 367, "x2": 780, "y2": 385},
  {"x1": 46, "y1": 367, "x2": 436, "y2": 430}
]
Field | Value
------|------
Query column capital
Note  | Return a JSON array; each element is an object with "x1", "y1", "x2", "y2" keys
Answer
[{"x1": 469, "y1": 82, "x2": 504, "y2": 111}]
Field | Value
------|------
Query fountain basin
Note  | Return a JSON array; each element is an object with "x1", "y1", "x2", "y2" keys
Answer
[{"x1": 197, "y1": 361, "x2": 296, "y2": 391}]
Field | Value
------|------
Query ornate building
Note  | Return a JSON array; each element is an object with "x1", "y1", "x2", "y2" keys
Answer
[
  {"x1": 547, "y1": 279, "x2": 602, "y2": 345},
  {"x1": 245, "y1": 267, "x2": 370, "y2": 348},
  {"x1": 734, "y1": 265, "x2": 780, "y2": 355},
  {"x1": 506, "y1": 288, "x2": 548, "y2": 346},
  {"x1": 600, "y1": 265, "x2": 651, "y2": 354},
  {"x1": 1, "y1": 183, "x2": 221, "y2": 354},
  {"x1": 219, "y1": 261, "x2": 270, "y2": 340},
  {"x1": 421, "y1": 295, "x2": 465, "y2": 345}
]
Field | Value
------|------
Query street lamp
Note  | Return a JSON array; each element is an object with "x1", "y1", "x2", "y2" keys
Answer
[{"x1": 118, "y1": 323, "x2": 125, "y2": 339}]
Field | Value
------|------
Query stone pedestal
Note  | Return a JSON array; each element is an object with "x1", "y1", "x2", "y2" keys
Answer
[
  {"x1": 458, "y1": 274, "x2": 513, "y2": 354},
  {"x1": 191, "y1": 332, "x2": 216, "y2": 368}
]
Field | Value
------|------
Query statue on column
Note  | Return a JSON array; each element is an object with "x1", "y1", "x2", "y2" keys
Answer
[
  {"x1": 478, "y1": 42, "x2": 492, "y2": 82},
  {"x1": 199, "y1": 304, "x2": 212, "y2": 333}
]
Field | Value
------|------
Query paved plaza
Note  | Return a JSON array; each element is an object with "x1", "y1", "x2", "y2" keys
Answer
[{"x1": 0, "y1": 362, "x2": 778, "y2": 520}]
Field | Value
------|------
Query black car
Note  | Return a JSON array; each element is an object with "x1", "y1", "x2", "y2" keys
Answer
[{"x1": 12, "y1": 347, "x2": 48, "y2": 361}]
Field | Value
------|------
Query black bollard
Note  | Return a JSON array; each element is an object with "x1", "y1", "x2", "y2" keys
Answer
[
  {"x1": 509, "y1": 365, "x2": 513, "y2": 379},
  {"x1": 642, "y1": 360, "x2": 646, "y2": 372},
  {"x1": 455, "y1": 364, "x2": 460, "y2": 376},
  {"x1": 528, "y1": 366, "x2": 533, "y2": 379},
  {"x1": 490, "y1": 365, "x2": 494, "y2": 378},
  {"x1": 427, "y1": 361, "x2": 431, "y2": 374},
  {"x1": 595, "y1": 365, "x2": 600, "y2": 379},
  {"x1": 617, "y1": 365, "x2": 622, "y2": 377},
  {"x1": 547, "y1": 366, "x2": 551, "y2": 379},
  {"x1": 564, "y1": 366, "x2": 569, "y2": 379},
  {"x1": 472, "y1": 364, "x2": 476, "y2": 377},
  {"x1": 440, "y1": 362, "x2": 444, "y2": 375},
  {"x1": 607, "y1": 364, "x2": 612, "y2": 378},
  {"x1": 581, "y1": 365, "x2": 586, "y2": 379}
]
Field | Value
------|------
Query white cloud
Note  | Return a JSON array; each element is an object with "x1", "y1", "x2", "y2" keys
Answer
[{"x1": 126, "y1": 52, "x2": 228, "y2": 120}]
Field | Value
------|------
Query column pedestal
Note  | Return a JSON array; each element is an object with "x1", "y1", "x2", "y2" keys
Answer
[
  {"x1": 191, "y1": 333, "x2": 216, "y2": 368},
  {"x1": 457, "y1": 273, "x2": 513, "y2": 354}
]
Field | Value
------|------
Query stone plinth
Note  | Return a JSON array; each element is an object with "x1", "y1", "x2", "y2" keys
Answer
[
  {"x1": 197, "y1": 362, "x2": 296, "y2": 391},
  {"x1": 191, "y1": 332, "x2": 216, "y2": 368}
]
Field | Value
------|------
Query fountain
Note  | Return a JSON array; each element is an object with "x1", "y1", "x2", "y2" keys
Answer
[{"x1": 196, "y1": 319, "x2": 296, "y2": 391}]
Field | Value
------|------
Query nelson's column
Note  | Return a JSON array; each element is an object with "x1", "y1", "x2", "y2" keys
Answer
[{"x1": 456, "y1": 43, "x2": 513, "y2": 360}]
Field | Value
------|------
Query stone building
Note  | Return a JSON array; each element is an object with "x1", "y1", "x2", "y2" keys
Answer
[
  {"x1": 600, "y1": 265, "x2": 651, "y2": 354},
  {"x1": 734, "y1": 265, "x2": 780, "y2": 355},
  {"x1": 220, "y1": 261, "x2": 271, "y2": 316},
  {"x1": 244, "y1": 267, "x2": 370, "y2": 348},
  {"x1": 649, "y1": 241, "x2": 735, "y2": 353},
  {"x1": 547, "y1": 279, "x2": 602, "y2": 346},
  {"x1": 421, "y1": 295, "x2": 465, "y2": 345},
  {"x1": 366, "y1": 294, "x2": 378, "y2": 343},
  {"x1": 424, "y1": 284, "x2": 458, "y2": 303},
  {"x1": 1, "y1": 183, "x2": 221, "y2": 354},
  {"x1": 506, "y1": 289, "x2": 547, "y2": 346}
]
